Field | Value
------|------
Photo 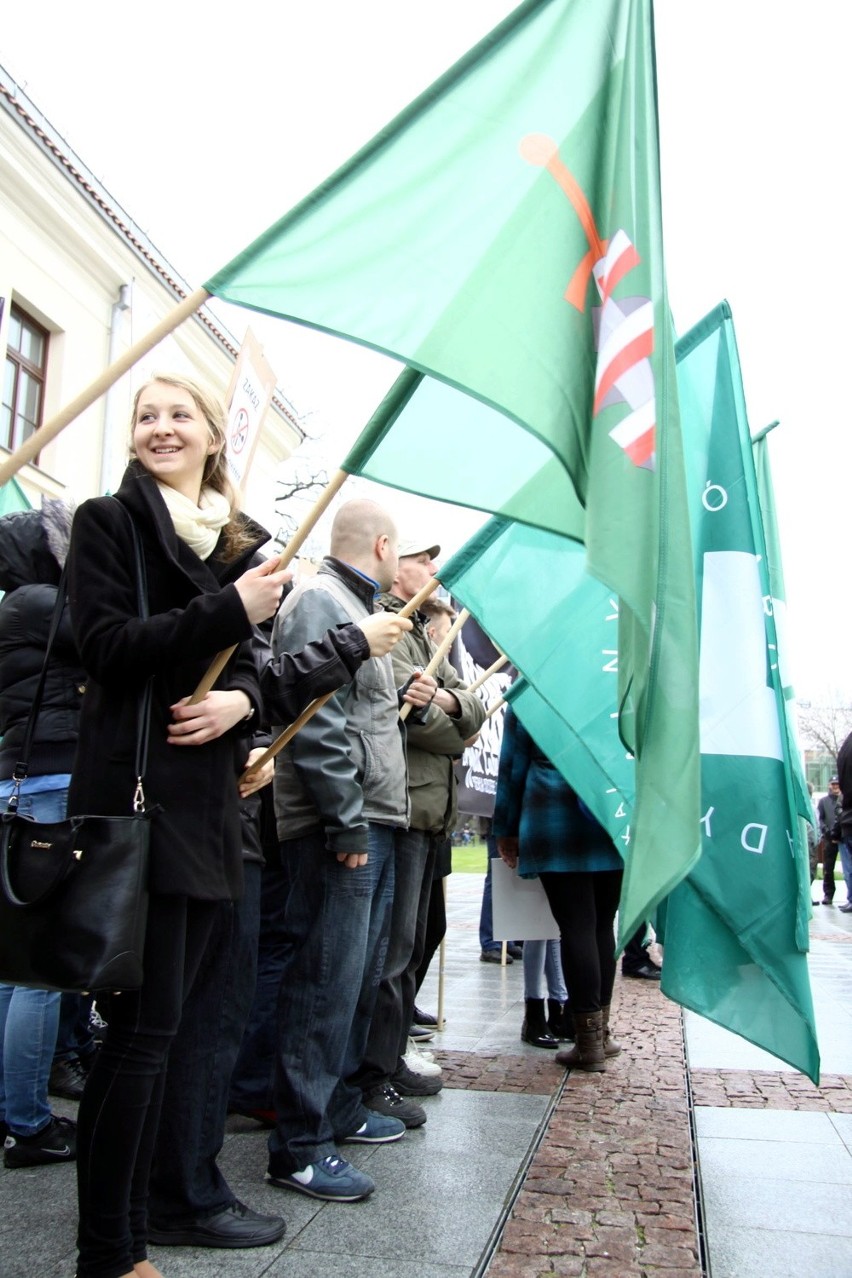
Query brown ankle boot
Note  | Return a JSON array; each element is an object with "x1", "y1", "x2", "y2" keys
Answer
[
  {"x1": 554, "y1": 1010, "x2": 606, "y2": 1071},
  {"x1": 601, "y1": 1004, "x2": 622, "y2": 1058}
]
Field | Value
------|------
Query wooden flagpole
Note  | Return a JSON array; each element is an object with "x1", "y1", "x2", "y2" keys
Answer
[
  {"x1": 240, "y1": 574, "x2": 440, "y2": 781},
  {"x1": 465, "y1": 653, "x2": 508, "y2": 695},
  {"x1": 0, "y1": 287, "x2": 211, "y2": 487},
  {"x1": 485, "y1": 695, "x2": 505, "y2": 719},
  {"x1": 436, "y1": 875, "x2": 448, "y2": 1031},
  {"x1": 188, "y1": 466, "x2": 350, "y2": 703},
  {"x1": 398, "y1": 607, "x2": 470, "y2": 723}
]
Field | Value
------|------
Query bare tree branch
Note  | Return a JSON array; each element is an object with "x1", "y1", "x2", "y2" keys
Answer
[
  {"x1": 273, "y1": 465, "x2": 330, "y2": 553},
  {"x1": 798, "y1": 700, "x2": 852, "y2": 758}
]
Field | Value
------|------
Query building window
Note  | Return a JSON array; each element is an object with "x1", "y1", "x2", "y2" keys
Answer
[{"x1": 2, "y1": 305, "x2": 48, "y2": 456}]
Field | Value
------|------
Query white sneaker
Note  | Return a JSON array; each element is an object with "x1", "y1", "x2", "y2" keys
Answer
[{"x1": 403, "y1": 1039, "x2": 442, "y2": 1077}]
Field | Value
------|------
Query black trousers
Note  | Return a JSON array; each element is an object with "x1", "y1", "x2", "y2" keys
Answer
[
  {"x1": 621, "y1": 922, "x2": 652, "y2": 974},
  {"x1": 823, "y1": 841, "x2": 839, "y2": 901},
  {"x1": 539, "y1": 870, "x2": 623, "y2": 1014},
  {"x1": 149, "y1": 862, "x2": 262, "y2": 1225},
  {"x1": 414, "y1": 873, "x2": 448, "y2": 995},
  {"x1": 75, "y1": 895, "x2": 218, "y2": 1278}
]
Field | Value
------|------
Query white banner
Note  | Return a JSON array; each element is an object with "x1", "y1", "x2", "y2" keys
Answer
[{"x1": 224, "y1": 328, "x2": 277, "y2": 490}]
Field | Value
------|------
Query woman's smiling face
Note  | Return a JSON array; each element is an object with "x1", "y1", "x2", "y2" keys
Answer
[{"x1": 132, "y1": 380, "x2": 219, "y2": 502}]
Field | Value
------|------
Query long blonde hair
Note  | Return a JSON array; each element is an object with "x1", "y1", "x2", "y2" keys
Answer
[{"x1": 130, "y1": 373, "x2": 255, "y2": 561}]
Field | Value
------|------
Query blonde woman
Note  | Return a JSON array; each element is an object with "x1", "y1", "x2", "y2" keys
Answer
[{"x1": 67, "y1": 375, "x2": 408, "y2": 1278}]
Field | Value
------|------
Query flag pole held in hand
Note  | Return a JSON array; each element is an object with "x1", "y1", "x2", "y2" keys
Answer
[
  {"x1": 240, "y1": 575, "x2": 441, "y2": 782},
  {"x1": 399, "y1": 606, "x2": 469, "y2": 722},
  {"x1": 188, "y1": 467, "x2": 350, "y2": 704}
]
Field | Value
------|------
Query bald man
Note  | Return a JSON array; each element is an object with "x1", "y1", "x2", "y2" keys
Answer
[{"x1": 264, "y1": 500, "x2": 434, "y2": 1203}]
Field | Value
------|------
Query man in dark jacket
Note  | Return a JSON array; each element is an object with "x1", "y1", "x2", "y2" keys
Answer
[
  {"x1": 835, "y1": 741, "x2": 852, "y2": 912},
  {"x1": 818, "y1": 777, "x2": 843, "y2": 905},
  {"x1": 353, "y1": 537, "x2": 486, "y2": 1122},
  {"x1": 264, "y1": 499, "x2": 435, "y2": 1204}
]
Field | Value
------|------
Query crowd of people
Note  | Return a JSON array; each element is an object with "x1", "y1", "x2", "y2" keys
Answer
[{"x1": 1, "y1": 370, "x2": 847, "y2": 1278}]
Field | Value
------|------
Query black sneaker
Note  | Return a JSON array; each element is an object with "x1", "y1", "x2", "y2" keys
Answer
[
  {"x1": 365, "y1": 1084, "x2": 426, "y2": 1129},
  {"x1": 4, "y1": 1115, "x2": 77, "y2": 1167},
  {"x1": 391, "y1": 1061, "x2": 443, "y2": 1096},
  {"x1": 49, "y1": 1058, "x2": 88, "y2": 1100}
]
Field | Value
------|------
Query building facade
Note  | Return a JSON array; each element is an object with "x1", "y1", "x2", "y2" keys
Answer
[{"x1": 0, "y1": 64, "x2": 303, "y2": 522}]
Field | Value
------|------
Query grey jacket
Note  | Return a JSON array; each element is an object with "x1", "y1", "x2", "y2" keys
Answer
[{"x1": 271, "y1": 558, "x2": 409, "y2": 853}]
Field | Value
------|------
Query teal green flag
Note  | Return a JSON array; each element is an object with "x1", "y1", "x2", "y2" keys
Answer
[
  {"x1": 206, "y1": 0, "x2": 700, "y2": 943},
  {"x1": 441, "y1": 520, "x2": 634, "y2": 846},
  {"x1": 0, "y1": 478, "x2": 31, "y2": 517},
  {"x1": 444, "y1": 303, "x2": 819, "y2": 1079},
  {"x1": 753, "y1": 425, "x2": 814, "y2": 949},
  {"x1": 662, "y1": 302, "x2": 819, "y2": 1082}
]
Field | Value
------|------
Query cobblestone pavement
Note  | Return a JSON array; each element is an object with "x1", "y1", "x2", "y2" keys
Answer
[
  {"x1": 690, "y1": 1069, "x2": 852, "y2": 1111},
  {"x1": 437, "y1": 974, "x2": 702, "y2": 1278}
]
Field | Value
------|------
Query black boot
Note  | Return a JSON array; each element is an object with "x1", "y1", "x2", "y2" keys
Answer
[
  {"x1": 547, "y1": 999, "x2": 574, "y2": 1041},
  {"x1": 521, "y1": 999, "x2": 558, "y2": 1048}
]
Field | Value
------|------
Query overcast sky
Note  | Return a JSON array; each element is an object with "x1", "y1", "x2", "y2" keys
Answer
[{"x1": 1, "y1": 0, "x2": 849, "y2": 701}]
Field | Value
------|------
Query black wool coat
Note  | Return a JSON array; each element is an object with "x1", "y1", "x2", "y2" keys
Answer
[{"x1": 66, "y1": 463, "x2": 266, "y2": 900}]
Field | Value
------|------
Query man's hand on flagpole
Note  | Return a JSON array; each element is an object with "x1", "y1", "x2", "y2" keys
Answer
[
  {"x1": 357, "y1": 611, "x2": 413, "y2": 656},
  {"x1": 234, "y1": 559, "x2": 292, "y2": 624},
  {"x1": 401, "y1": 671, "x2": 438, "y2": 708},
  {"x1": 238, "y1": 747, "x2": 275, "y2": 798}
]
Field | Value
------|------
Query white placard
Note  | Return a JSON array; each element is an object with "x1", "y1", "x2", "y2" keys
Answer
[{"x1": 491, "y1": 858, "x2": 560, "y2": 941}]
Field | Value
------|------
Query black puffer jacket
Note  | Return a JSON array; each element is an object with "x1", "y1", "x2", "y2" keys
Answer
[{"x1": 0, "y1": 501, "x2": 86, "y2": 779}]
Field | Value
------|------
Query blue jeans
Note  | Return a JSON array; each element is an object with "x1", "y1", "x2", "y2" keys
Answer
[
  {"x1": 149, "y1": 861, "x2": 262, "y2": 1224},
  {"x1": 268, "y1": 824, "x2": 395, "y2": 1173},
  {"x1": 840, "y1": 841, "x2": 852, "y2": 903},
  {"x1": 478, "y1": 837, "x2": 499, "y2": 951},
  {"x1": 353, "y1": 827, "x2": 435, "y2": 1091},
  {"x1": 522, "y1": 940, "x2": 568, "y2": 1002},
  {"x1": 0, "y1": 784, "x2": 67, "y2": 1136},
  {"x1": 55, "y1": 993, "x2": 98, "y2": 1065}
]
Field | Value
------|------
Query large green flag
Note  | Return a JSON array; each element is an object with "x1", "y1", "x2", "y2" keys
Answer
[
  {"x1": 206, "y1": 0, "x2": 700, "y2": 942},
  {"x1": 662, "y1": 302, "x2": 819, "y2": 1082},
  {"x1": 753, "y1": 425, "x2": 814, "y2": 949},
  {"x1": 440, "y1": 520, "x2": 634, "y2": 848}
]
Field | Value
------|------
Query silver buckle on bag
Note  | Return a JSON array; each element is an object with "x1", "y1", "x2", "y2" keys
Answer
[{"x1": 133, "y1": 778, "x2": 146, "y2": 813}]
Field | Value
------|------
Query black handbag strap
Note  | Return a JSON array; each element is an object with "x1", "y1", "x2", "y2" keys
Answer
[{"x1": 8, "y1": 500, "x2": 153, "y2": 813}]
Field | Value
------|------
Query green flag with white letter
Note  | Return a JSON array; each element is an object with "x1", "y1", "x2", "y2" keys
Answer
[
  {"x1": 206, "y1": 0, "x2": 700, "y2": 942},
  {"x1": 661, "y1": 302, "x2": 819, "y2": 1082}
]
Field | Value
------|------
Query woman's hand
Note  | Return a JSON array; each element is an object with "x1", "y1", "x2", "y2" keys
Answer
[
  {"x1": 357, "y1": 612, "x2": 413, "y2": 656},
  {"x1": 239, "y1": 747, "x2": 274, "y2": 797},
  {"x1": 168, "y1": 690, "x2": 252, "y2": 745},
  {"x1": 234, "y1": 559, "x2": 292, "y2": 624},
  {"x1": 496, "y1": 836, "x2": 519, "y2": 869}
]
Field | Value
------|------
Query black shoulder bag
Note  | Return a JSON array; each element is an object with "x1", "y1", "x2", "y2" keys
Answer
[{"x1": 0, "y1": 505, "x2": 156, "y2": 992}]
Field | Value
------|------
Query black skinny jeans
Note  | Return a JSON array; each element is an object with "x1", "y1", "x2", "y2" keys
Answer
[
  {"x1": 75, "y1": 895, "x2": 218, "y2": 1278},
  {"x1": 538, "y1": 870, "x2": 623, "y2": 1013}
]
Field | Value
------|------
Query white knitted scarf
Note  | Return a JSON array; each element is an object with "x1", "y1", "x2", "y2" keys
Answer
[{"x1": 156, "y1": 482, "x2": 231, "y2": 561}]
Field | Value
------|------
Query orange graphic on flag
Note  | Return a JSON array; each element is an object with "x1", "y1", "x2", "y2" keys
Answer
[{"x1": 520, "y1": 133, "x2": 655, "y2": 470}]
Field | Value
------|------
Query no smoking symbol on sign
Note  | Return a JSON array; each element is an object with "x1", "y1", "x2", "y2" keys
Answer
[{"x1": 231, "y1": 408, "x2": 249, "y2": 454}]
